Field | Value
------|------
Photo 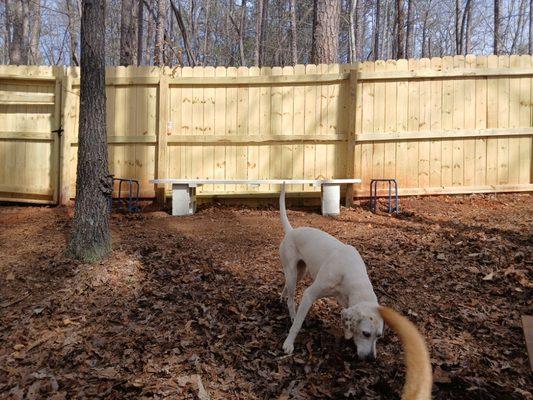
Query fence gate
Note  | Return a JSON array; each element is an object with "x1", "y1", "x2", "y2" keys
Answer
[{"x1": 0, "y1": 67, "x2": 61, "y2": 204}]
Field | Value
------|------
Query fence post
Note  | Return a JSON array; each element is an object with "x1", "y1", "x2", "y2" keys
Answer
[
  {"x1": 345, "y1": 66, "x2": 358, "y2": 207},
  {"x1": 156, "y1": 72, "x2": 169, "y2": 204},
  {"x1": 59, "y1": 68, "x2": 75, "y2": 206}
]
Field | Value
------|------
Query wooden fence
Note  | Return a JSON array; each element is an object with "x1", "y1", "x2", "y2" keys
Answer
[{"x1": 0, "y1": 55, "x2": 532, "y2": 205}]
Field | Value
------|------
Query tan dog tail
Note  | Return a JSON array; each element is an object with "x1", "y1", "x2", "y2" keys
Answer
[
  {"x1": 378, "y1": 306, "x2": 432, "y2": 400},
  {"x1": 279, "y1": 182, "x2": 293, "y2": 232}
]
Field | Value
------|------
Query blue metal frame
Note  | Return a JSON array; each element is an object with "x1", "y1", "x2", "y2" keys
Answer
[{"x1": 370, "y1": 178, "x2": 399, "y2": 214}]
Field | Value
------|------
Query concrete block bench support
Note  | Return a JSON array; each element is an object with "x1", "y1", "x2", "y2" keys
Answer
[{"x1": 150, "y1": 179, "x2": 361, "y2": 217}]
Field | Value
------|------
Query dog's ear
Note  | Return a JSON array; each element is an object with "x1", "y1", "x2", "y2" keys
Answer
[
  {"x1": 340, "y1": 309, "x2": 354, "y2": 339},
  {"x1": 340, "y1": 308, "x2": 350, "y2": 321}
]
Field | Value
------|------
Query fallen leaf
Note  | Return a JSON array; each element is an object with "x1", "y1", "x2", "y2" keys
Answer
[{"x1": 482, "y1": 272, "x2": 495, "y2": 281}]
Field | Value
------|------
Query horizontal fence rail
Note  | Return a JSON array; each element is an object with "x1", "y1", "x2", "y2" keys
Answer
[{"x1": 0, "y1": 55, "x2": 531, "y2": 205}]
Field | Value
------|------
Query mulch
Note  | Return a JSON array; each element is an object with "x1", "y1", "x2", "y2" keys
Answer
[{"x1": 0, "y1": 194, "x2": 532, "y2": 399}]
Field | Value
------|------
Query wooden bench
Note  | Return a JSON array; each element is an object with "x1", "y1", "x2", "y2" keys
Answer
[{"x1": 149, "y1": 179, "x2": 361, "y2": 216}]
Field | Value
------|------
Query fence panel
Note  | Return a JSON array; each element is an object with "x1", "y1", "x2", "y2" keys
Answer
[
  {"x1": 0, "y1": 56, "x2": 531, "y2": 205},
  {"x1": 0, "y1": 66, "x2": 60, "y2": 204}
]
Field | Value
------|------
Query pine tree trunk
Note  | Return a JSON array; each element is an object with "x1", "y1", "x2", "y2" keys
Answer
[
  {"x1": 465, "y1": 2, "x2": 472, "y2": 54},
  {"x1": 355, "y1": 0, "x2": 363, "y2": 60},
  {"x1": 290, "y1": 0, "x2": 297, "y2": 65},
  {"x1": 311, "y1": 0, "x2": 340, "y2": 64},
  {"x1": 405, "y1": 0, "x2": 414, "y2": 58},
  {"x1": 254, "y1": 0, "x2": 264, "y2": 66},
  {"x1": 66, "y1": 0, "x2": 79, "y2": 66},
  {"x1": 137, "y1": 0, "x2": 144, "y2": 65},
  {"x1": 120, "y1": 0, "x2": 138, "y2": 65},
  {"x1": 29, "y1": 0, "x2": 40, "y2": 64},
  {"x1": 349, "y1": 0, "x2": 357, "y2": 62},
  {"x1": 530, "y1": 0, "x2": 533, "y2": 54},
  {"x1": 68, "y1": 0, "x2": 112, "y2": 262},
  {"x1": 145, "y1": 1, "x2": 154, "y2": 65},
  {"x1": 494, "y1": 0, "x2": 501, "y2": 55},
  {"x1": 154, "y1": 0, "x2": 165, "y2": 66},
  {"x1": 372, "y1": 0, "x2": 380, "y2": 60},
  {"x1": 8, "y1": 0, "x2": 25, "y2": 64},
  {"x1": 239, "y1": 0, "x2": 247, "y2": 66},
  {"x1": 396, "y1": 0, "x2": 404, "y2": 59},
  {"x1": 455, "y1": 0, "x2": 461, "y2": 54}
]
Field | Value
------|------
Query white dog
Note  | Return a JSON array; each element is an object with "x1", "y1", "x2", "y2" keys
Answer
[{"x1": 279, "y1": 183, "x2": 383, "y2": 358}]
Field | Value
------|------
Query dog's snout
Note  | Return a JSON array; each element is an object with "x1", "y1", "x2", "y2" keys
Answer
[{"x1": 359, "y1": 352, "x2": 375, "y2": 361}]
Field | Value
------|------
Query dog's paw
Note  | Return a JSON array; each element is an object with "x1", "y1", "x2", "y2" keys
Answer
[{"x1": 282, "y1": 339, "x2": 294, "y2": 355}]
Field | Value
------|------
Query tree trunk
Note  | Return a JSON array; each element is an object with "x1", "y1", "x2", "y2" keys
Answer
[
  {"x1": 349, "y1": 0, "x2": 357, "y2": 62},
  {"x1": 530, "y1": 0, "x2": 533, "y2": 54},
  {"x1": 239, "y1": 0, "x2": 247, "y2": 65},
  {"x1": 154, "y1": 0, "x2": 165, "y2": 66},
  {"x1": 68, "y1": 0, "x2": 112, "y2": 262},
  {"x1": 254, "y1": 0, "x2": 264, "y2": 66},
  {"x1": 290, "y1": 0, "x2": 297, "y2": 65},
  {"x1": 8, "y1": 0, "x2": 25, "y2": 64},
  {"x1": 458, "y1": 0, "x2": 472, "y2": 55},
  {"x1": 372, "y1": 0, "x2": 380, "y2": 60},
  {"x1": 120, "y1": 0, "x2": 139, "y2": 65},
  {"x1": 137, "y1": 0, "x2": 144, "y2": 65},
  {"x1": 465, "y1": 0, "x2": 472, "y2": 54},
  {"x1": 170, "y1": 0, "x2": 196, "y2": 66},
  {"x1": 455, "y1": 0, "x2": 461, "y2": 54},
  {"x1": 65, "y1": 0, "x2": 79, "y2": 66},
  {"x1": 396, "y1": 0, "x2": 404, "y2": 58},
  {"x1": 311, "y1": 0, "x2": 340, "y2": 64},
  {"x1": 355, "y1": 0, "x2": 363, "y2": 60},
  {"x1": 494, "y1": 0, "x2": 501, "y2": 55},
  {"x1": 145, "y1": 0, "x2": 154, "y2": 65},
  {"x1": 202, "y1": 0, "x2": 210, "y2": 65},
  {"x1": 421, "y1": 2, "x2": 430, "y2": 58},
  {"x1": 405, "y1": 0, "x2": 414, "y2": 58},
  {"x1": 28, "y1": 0, "x2": 40, "y2": 64},
  {"x1": 510, "y1": 0, "x2": 527, "y2": 54}
]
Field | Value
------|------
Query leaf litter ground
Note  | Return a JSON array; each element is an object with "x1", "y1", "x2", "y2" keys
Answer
[{"x1": 0, "y1": 194, "x2": 532, "y2": 399}]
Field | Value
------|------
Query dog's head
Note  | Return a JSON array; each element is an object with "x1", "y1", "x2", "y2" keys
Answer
[{"x1": 341, "y1": 303, "x2": 383, "y2": 360}]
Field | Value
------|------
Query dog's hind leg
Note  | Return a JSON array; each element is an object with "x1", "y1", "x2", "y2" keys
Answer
[{"x1": 280, "y1": 239, "x2": 299, "y2": 321}]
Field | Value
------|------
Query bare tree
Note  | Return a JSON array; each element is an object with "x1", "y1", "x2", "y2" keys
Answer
[
  {"x1": 65, "y1": 0, "x2": 80, "y2": 66},
  {"x1": 120, "y1": 0, "x2": 139, "y2": 65},
  {"x1": 465, "y1": 0, "x2": 472, "y2": 54},
  {"x1": 68, "y1": 0, "x2": 112, "y2": 262},
  {"x1": 311, "y1": 0, "x2": 340, "y2": 64},
  {"x1": 137, "y1": 0, "x2": 144, "y2": 65},
  {"x1": 254, "y1": 0, "x2": 267, "y2": 66},
  {"x1": 28, "y1": 0, "x2": 41, "y2": 64},
  {"x1": 396, "y1": 0, "x2": 405, "y2": 58},
  {"x1": 348, "y1": 0, "x2": 357, "y2": 62},
  {"x1": 290, "y1": 0, "x2": 297, "y2": 65},
  {"x1": 530, "y1": 0, "x2": 533, "y2": 54},
  {"x1": 145, "y1": 0, "x2": 154, "y2": 65},
  {"x1": 229, "y1": 0, "x2": 247, "y2": 65},
  {"x1": 372, "y1": 0, "x2": 380, "y2": 60},
  {"x1": 510, "y1": 0, "x2": 527, "y2": 54},
  {"x1": 170, "y1": 0, "x2": 196, "y2": 66},
  {"x1": 355, "y1": 0, "x2": 364, "y2": 60},
  {"x1": 494, "y1": 0, "x2": 501, "y2": 54},
  {"x1": 7, "y1": 0, "x2": 26, "y2": 64},
  {"x1": 154, "y1": 0, "x2": 166, "y2": 65},
  {"x1": 405, "y1": 0, "x2": 414, "y2": 58}
]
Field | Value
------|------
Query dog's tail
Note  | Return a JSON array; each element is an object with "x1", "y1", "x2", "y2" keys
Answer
[
  {"x1": 378, "y1": 306, "x2": 432, "y2": 400},
  {"x1": 279, "y1": 182, "x2": 293, "y2": 233}
]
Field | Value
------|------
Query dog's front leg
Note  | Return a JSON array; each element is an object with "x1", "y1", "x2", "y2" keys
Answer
[{"x1": 282, "y1": 286, "x2": 320, "y2": 354}]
